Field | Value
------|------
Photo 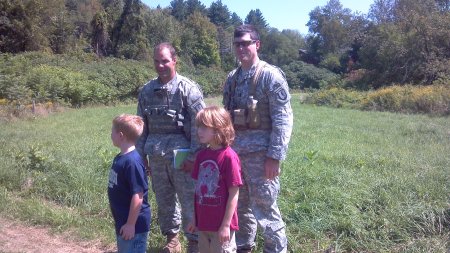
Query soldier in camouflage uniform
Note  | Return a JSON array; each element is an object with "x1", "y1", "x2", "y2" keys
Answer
[
  {"x1": 137, "y1": 42, "x2": 205, "y2": 253},
  {"x1": 223, "y1": 25, "x2": 293, "y2": 253}
]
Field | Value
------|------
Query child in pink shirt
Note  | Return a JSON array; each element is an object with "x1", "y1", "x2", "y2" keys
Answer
[{"x1": 187, "y1": 106, "x2": 242, "y2": 253}]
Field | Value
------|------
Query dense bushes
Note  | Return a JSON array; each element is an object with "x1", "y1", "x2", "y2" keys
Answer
[
  {"x1": 0, "y1": 52, "x2": 228, "y2": 107},
  {"x1": 283, "y1": 60, "x2": 339, "y2": 89},
  {"x1": 2, "y1": 52, "x2": 449, "y2": 116},
  {"x1": 180, "y1": 64, "x2": 227, "y2": 97},
  {"x1": 363, "y1": 85, "x2": 450, "y2": 115},
  {"x1": 303, "y1": 87, "x2": 364, "y2": 109},
  {"x1": 0, "y1": 52, "x2": 151, "y2": 106},
  {"x1": 303, "y1": 85, "x2": 450, "y2": 115}
]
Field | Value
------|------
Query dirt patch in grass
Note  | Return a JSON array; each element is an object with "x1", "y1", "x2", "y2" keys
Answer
[{"x1": 0, "y1": 217, "x2": 115, "y2": 253}]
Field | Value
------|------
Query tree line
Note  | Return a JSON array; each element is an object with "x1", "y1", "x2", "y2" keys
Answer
[{"x1": 1, "y1": 0, "x2": 449, "y2": 90}]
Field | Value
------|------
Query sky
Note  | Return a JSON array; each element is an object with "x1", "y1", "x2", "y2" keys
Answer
[{"x1": 141, "y1": 0, "x2": 374, "y2": 35}]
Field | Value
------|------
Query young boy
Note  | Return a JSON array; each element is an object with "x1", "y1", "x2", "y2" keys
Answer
[
  {"x1": 187, "y1": 106, "x2": 243, "y2": 253},
  {"x1": 108, "y1": 114, "x2": 151, "y2": 253}
]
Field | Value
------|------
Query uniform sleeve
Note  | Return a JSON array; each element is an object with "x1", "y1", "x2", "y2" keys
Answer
[
  {"x1": 265, "y1": 69, "x2": 294, "y2": 161},
  {"x1": 136, "y1": 89, "x2": 148, "y2": 158},
  {"x1": 185, "y1": 82, "x2": 206, "y2": 161},
  {"x1": 222, "y1": 70, "x2": 236, "y2": 109}
]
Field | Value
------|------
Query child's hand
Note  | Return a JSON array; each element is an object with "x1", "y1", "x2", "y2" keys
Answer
[
  {"x1": 218, "y1": 225, "x2": 230, "y2": 243},
  {"x1": 120, "y1": 223, "x2": 135, "y2": 240},
  {"x1": 186, "y1": 222, "x2": 197, "y2": 233}
]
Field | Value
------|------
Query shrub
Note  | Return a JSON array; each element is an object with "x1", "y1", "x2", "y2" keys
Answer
[
  {"x1": 180, "y1": 64, "x2": 227, "y2": 96},
  {"x1": 303, "y1": 84, "x2": 450, "y2": 115},
  {"x1": 363, "y1": 85, "x2": 450, "y2": 115},
  {"x1": 0, "y1": 52, "x2": 153, "y2": 106},
  {"x1": 303, "y1": 87, "x2": 365, "y2": 109},
  {"x1": 283, "y1": 60, "x2": 339, "y2": 89}
]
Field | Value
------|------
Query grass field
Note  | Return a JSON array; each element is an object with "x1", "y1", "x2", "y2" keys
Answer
[{"x1": 0, "y1": 95, "x2": 449, "y2": 252}]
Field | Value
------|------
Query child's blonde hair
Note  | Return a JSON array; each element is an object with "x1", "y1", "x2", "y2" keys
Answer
[
  {"x1": 195, "y1": 106, "x2": 235, "y2": 146},
  {"x1": 112, "y1": 114, "x2": 144, "y2": 143}
]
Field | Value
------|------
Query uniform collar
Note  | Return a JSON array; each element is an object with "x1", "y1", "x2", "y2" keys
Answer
[
  {"x1": 158, "y1": 73, "x2": 178, "y2": 89},
  {"x1": 239, "y1": 61, "x2": 261, "y2": 81}
]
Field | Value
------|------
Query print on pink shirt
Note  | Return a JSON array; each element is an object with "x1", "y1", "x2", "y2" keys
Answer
[{"x1": 196, "y1": 159, "x2": 221, "y2": 206}]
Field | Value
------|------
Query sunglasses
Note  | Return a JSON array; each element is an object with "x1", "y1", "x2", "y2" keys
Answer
[{"x1": 233, "y1": 40, "x2": 257, "y2": 48}]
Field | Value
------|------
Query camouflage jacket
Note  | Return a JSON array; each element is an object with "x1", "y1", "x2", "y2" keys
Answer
[
  {"x1": 223, "y1": 61, "x2": 293, "y2": 160},
  {"x1": 137, "y1": 73, "x2": 205, "y2": 160}
]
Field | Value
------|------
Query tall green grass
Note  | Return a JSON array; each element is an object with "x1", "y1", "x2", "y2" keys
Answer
[{"x1": 0, "y1": 95, "x2": 448, "y2": 252}]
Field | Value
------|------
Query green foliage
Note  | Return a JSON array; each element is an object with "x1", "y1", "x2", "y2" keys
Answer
[
  {"x1": 0, "y1": 52, "x2": 153, "y2": 106},
  {"x1": 319, "y1": 53, "x2": 343, "y2": 73},
  {"x1": 183, "y1": 12, "x2": 220, "y2": 67},
  {"x1": 303, "y1": 87, "x2": 364, "y2": 108},
  {"x1": 207, "y1": 0, "x2": 231, "y2": 27},
  {"x1": 0, "y1": 0, "x2": 30, "y2": 53},
  {"x1": 303, "y1": 84, "x2": 450, "y2": 115},
  {"x1": 260, "y1": 28, "x2": 305, "y2": 67},
  {"x1": 244, "y1": 9, "x2": 268, "y2": 33},
  {"x1": 283, "y1": 60, "x2": 339, "y2": 89},
  {"x1": 144, "y1": 9, "x2": 182, "y2": 49},
  {"x1": 180, "y1": 64, "x2": 226, "y2": 96},
  {"x1": 307, "y1": 0, "x2": 352, "y2": 52},
  {"x1": 360, "y1": 0, "x2": 450, "y2": 86},
  {"x1": 363, "y1": 84, "x2": 450, "y2": 115}
]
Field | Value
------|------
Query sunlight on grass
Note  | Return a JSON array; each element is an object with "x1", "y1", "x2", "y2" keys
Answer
[{"x1": 0, "y1": 96, "x2": 449, "y2": 252}]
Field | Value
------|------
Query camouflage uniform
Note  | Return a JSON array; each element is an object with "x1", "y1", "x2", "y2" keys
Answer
[
  {"x1": 137, "y1": 73, "x2": 205, "y2": 242},
  {"x1": 223, "y1": 61, "x2": 293, "y2": 252}
]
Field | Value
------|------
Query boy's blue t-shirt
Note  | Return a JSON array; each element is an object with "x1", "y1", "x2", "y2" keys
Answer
[{"x1": 108, "y1": 149, "x2": 151, "y2": 235}]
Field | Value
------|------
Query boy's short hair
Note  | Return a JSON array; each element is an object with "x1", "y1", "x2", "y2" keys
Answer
[
  {"x1": 234, "y1": 24, "x2": 260, "y2": 41},
  {"x1": 112, "y1": 114, "x2": 144, "y2": 143},
  {"x1": 195, "y1": 106, "x2": 235, "y2": 146}
]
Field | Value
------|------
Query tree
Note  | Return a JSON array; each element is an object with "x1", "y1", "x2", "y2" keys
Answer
[
  {"x1": 368, "y1": 0, "x2": 396, "y2": 24},
  {"x1": 91, "y1": 11, "x2": 109, "y2": 56},
  {"x1": 230, "y1": 12, "x2": 242, "y2": 27},
  {"x1": 170, "y1": 0, "x2": 187, "y2": 21},
  {"x1": 245, "y1": 9, "x2": 268, "y2": 33},
  {"x1": 0, "y1": 0, "x2": 30, "y2": 53},
  {"x1": 144, "y1": 8, "x2": 182, "y2": 50},
  {"x1": 360, "y1": 0, "x2": 450, "y2": 85},
  {"x1": 182, "y1": 11, "x2": 220, "y2": 66},
  {"x1": 186, "y1": 0, "x2": 207, "y2": 16},
  {"x1": 207, "y1": 0, "x2": 230, "y2": 27},
  {"x1": 48, "y1": 6, "x2": 74, "y2": 54},
  {"x1": 260, "y1": 28, "x2": 305, "y2": 67},
  {"x1": 71, "y1": 0, "x2": 103, "y2": 48},
  {"x1": 307, "y1": 0, "x2": 352, "y2": 55},
  {"x1": 111, "y1": 0, "x2": 149, "y2": 60}
]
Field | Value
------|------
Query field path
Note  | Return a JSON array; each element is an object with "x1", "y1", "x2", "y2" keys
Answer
[{"x1": 0, "y1": 217, "x2": 115, "y2": 253}]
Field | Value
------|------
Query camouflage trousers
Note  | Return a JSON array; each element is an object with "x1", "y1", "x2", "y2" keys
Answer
[
  {"x1": 237, "y1": 151, "x2": 287, "y2": 253},
  {"x1": 149, "y1": 154, "x2": 198, "y2": 241}
]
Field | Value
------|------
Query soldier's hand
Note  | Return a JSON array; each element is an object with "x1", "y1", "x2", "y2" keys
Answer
[
  {"x1": 180, "y1": 159, "x2": 194, "y2": 173},
  {"x1": 264, "y1": 157, "x2": 280, "y2": 180}
]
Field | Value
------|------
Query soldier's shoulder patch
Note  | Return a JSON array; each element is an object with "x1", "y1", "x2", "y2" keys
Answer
[{"x1": 271, "y1": 82, "x2": 290, "y2": 103}]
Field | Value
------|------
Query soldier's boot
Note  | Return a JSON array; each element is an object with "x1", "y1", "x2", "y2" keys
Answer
[
  {"x1": 161, "y1": 233, "x2": 181, "y2": 253},
  {"x1": 187, "y1": 240, "x2": 199, "y2": 253}
]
